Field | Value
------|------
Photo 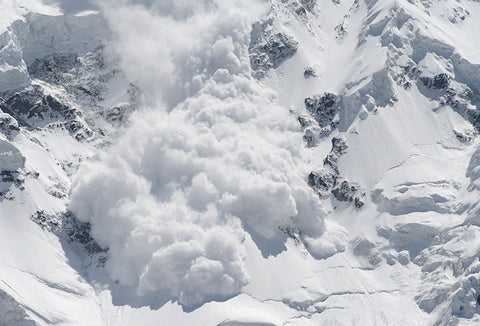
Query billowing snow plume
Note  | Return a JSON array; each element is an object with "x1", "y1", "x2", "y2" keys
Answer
[{"x1": 69, "y1": 0, "x2": 340, "y2": 307}]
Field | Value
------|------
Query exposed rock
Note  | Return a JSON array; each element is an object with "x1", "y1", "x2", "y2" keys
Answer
[
  {"x1": 449, "y1": 7, "x2": 470, "y2": 23},
  {"x1": 0, "y1": 170, "x2": 24, "y2": 186},
  {"x1": 332, "y1": 180, "x2": 365, "y2": 208},
  {"x1": 63, "y1": 211, "x2": 105, "y2": 254},
  {"x1": 305, "y1": 93, "x2": 338, "y2": 124},
  {"x1": 308, "y1": 137, "x2": 346, "y2": 198},
  {"x1": 394, "y1": 62, "x2": 421, "y2": 89},
  {"x1": 419, "y1": 73, "x2": 451, "y2": 89},
  {"x1": 0, "y1": 86, "x2": 76, "y2": 129},
  {"x1": 31, "y1": 210, "x2": 106, "y2": 257},
  {"x1": 308, "y1": 136, "x2": 365, "y2": 208},
  {"x1": 28, "y1": 53, "x2": 79, "y2": 83},
  {"x1": 323, "y1": 136, "x2": 348, "y2": 173},
  {"x1": 335, "y1": 22, "x2": 347, "y2": 39},
  {"x1": 0, "y1": 140, "x2": 25, "y2": 198},
  {"x1": 0, "y1": 111, "x2": 20, "y2": 139},
  {"x1": 303, "y1": 66, "x2": 317, "y2": 78},
  {"x1": 294, "y1": 5, "x2": 307, "y2": 17},
  {"x1": 304, "y1": 93, "x2": 340, "y2": 138},
  {"x1": 249, "y1": 20, "x2": 298, "y2": 79},
  {"x1": 308, "y1": 170, "x2": 336, "y2": 198},
  {"x1": 298, "y1": 114, "x2": 321, "y2": 147},
  {"x1": 300, "y1": 0, "x2": 316, "y2": 12},
  {"x1": 454, "y1": 129, "x2": 476, "y2": 143}
]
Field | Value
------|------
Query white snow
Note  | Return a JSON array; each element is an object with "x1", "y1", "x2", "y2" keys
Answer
[{"x1": 1, "y1": 0, "x2": 480, "y2": 325}]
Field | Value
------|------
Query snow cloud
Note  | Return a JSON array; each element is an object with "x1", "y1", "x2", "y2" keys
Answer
[{"x1": 69, "y1": 0, "x2": 341, "y2": 308}]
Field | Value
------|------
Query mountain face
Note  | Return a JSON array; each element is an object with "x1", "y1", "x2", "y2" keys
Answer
[{"x1": 1, "y1": 0, "x2": 480, "y2": 325}]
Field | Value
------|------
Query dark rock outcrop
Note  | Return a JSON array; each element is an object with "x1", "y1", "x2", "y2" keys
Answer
[
  {"x1": 0, "y1": 111, "x2": 20, "y2": 139},
  {"x1": 332, "y1": 180, "x2": 365, "y2": 208},
  {"x1": 308, "y1": 136, "x2": 365, "y2": 208},
  {"x1": 31, "y1": 210, "x2": 106, "y2": 257},
  {"x1": 0, "y1": 86, "x2": 75, "y2": 128},
  {"x1": 249, "y1": 20, "x2": 298, "y2": 79},
  {"x1": 305, "y1": 93, "x2": 339, "y2": 129},
  {"x1": 323, "y1": 136, "x2": 348, "y2": 173},
  {"x1": 420, "y1": 73, "x2": 451, "y2": 90},
  {"x1": 303, "y1": 66, "x2": 317, "y2": 78},
  {"x1": 308, "y1": 170, "x2": 336, "y2": 198},
  {"x1": 300, "y1": 0, "x2": 316, "y2": 12},
  {"x1": 28, "y1": 53, "x2": 79, "y2": 83},
  {"x1": 299, "y1": 93, "x2": 340, "y2": 144}
]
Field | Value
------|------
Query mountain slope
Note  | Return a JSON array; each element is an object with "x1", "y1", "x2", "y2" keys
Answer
[{"x1": 1, "y1": 0, "x2": 480, "y2": 325}]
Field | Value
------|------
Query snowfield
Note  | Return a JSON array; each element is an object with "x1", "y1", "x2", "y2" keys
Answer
[{"x1": 1, "y1": 0, "x2": 480, "y2": 325}]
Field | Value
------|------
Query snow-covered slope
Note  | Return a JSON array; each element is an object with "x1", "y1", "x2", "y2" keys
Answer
[{"x1": 2, "y1": 0, "x2": 480, "y2": 325}]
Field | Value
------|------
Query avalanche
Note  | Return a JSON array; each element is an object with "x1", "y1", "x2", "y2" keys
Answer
[{"x1": 1, "y1": 0, "x2": 480, "y2": 325}]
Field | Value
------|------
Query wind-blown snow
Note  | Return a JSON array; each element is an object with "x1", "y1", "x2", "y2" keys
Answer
[{"x1": 69, "y1": 0, "x2": 342, "y2": 307}]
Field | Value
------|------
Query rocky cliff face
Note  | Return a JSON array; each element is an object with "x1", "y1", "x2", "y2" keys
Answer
[{"x1": 2, "y1": 0, "x2": 480, "y2": 325}]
